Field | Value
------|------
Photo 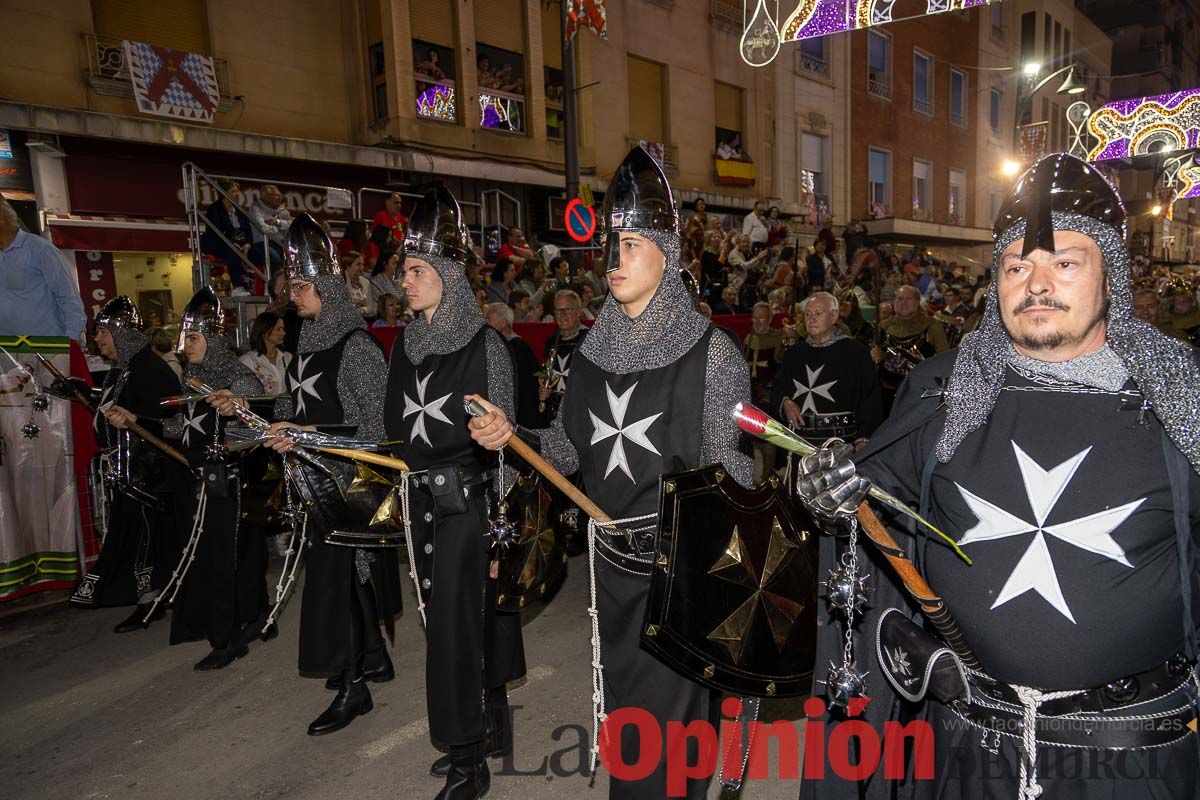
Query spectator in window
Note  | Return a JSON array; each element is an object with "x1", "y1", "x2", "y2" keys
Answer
[
  {"x1": 496, "y1": 227, "x2": 538, "y2": 269},
  {"x1": 368, "y1": 248, "x2": 404, "y2": 312},
  {"x1": 742, "y1": 200, "x2": 769, "y2": 253},
  {"x1": 718, "y1": 134, "x2": 745, "y2": 160},
  {"x1": 341, "y1": 251, "x2": 373, "y2": 317},
  {"x1": 415, "y1": 47, "x2": 445, "y2": 80},
  {"x1": 371, "y1": 192, "x2": 408, "y2": 243},
  {"x1": 338, "y1": 219, "x2": 380, "y2": 270},
  {"x1": 239, "y1": 310, "x2": 292, "y2": 395},
  {"x1": 805, "y1": 236, "x2": 833, "y2": 293},
  {"x1": 147, "y1": 327, "x2": 184, "y2": 379},
  {"x1": 248, "y1": 184, "x2": 291, "y2": 267},
  {"x1": 477, "y1": 56, "x2": 497, "y2": 89},
  {"x1": 371, "y1": 293, "x2": 406, "y2": 329},
  {"x1": 486, "y1": 258, "x2": 516, "y2": 304},
  {"x1": 200, "y1": 179, "x2": 264, "y2": 294},
  {"x1": 0, "y1": 197, "x2": 87, "y2": 340},
  {"x1": 766, "y1": 206, "x2": 788, "y2": 248}
]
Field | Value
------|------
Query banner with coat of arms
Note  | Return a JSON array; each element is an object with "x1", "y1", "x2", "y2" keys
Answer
[
  {"x1": 123, "y1": 40, "x2": 220, "y2": 123},
  {"x1": 565, "y1": 0, "x2": 608, "y2": 41}
]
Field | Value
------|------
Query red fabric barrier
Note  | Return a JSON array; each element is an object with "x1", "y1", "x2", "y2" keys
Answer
[{"x1": 70, "y1": 342, "x2": 100, "y2": 568}]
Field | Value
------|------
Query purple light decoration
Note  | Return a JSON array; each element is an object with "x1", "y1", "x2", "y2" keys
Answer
[
  {"x1": 1087, "y1": 88, "x2": 1200, "y2": 162},
  {"x1": 480, "y1": 96, "x2": 505, "y2": 129},
  {"x1": 416, "y1": 84, "x2": 455, "y2": 122},
  {"x1": 782, "y1": 1, "x2": 995, "y2": 42}
]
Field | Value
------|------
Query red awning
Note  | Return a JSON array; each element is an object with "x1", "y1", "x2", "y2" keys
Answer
[{"x1": 46, "y1": 214, "x2": 191, "y2": 253}]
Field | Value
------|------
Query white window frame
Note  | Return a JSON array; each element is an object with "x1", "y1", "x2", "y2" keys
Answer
[
  {"x1": 801, "y1": 132, "x2": 831, "y2": 200},
  {"x1": 913, "y1": 49, "x2": 933, "y2": 116},
  {"x1": 912, "y1": 158, "x2": 932, "y2": 220},
  {"x1": 868, "y1": 30, "x2": 892, "y2": 100},
  {"x1": 948, "y1": 168, "x2": 967, "y2": 226},
  {"x1": 950, "y1": 67, "x2": 967, "y2": 127},
  {"x1": 868, "y1": 146, "x2": 892, "y2": 217}
]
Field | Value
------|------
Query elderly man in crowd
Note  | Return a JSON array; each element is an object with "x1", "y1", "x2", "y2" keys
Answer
[
  {"x1": 0, "y1": 197, "x2": 86, "y2": 340},
  {"x1": 248, "y1": 184, "x2": 291, "y2": 267}
]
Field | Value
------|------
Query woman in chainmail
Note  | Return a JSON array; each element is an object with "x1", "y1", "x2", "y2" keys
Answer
[
  {"x1": 161, "y1": 287, "x2": 270, "y2": 671},
  {"x1": 469, "y1": 146, "x2": 754, "y2": 800}
]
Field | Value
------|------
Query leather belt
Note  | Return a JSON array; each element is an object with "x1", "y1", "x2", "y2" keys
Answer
[
  {"x1": 594, "y1": 522, "x2": 657, "y2": 576},
  {"x1": 958, "y1": 698, "x2": 1195, "y2": 750},
  {"x1": 409, "y1": 467, "x2": 495, "y2": 500},
  {"x1": 969, "y1": 654, "x2": 1194, "y2": 716}
]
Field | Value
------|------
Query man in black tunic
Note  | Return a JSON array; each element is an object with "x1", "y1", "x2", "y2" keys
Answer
[
  {"x1": 537, "y1": 288, "x2": 588, "y2": 420},
  {"x1": 469, "y1": 146, "x2": 754, "y2": 800},
  {"x1": 797, "y1": 154, "x2": 1200, "y2": 799},
  {"x1": 68, "y1": 296, "x2": 182, "y2": 633},
  {"x1": 218, "y1": 214, "x2": 399, "y2": 735},
  {"x1": 384, "y1": 186, "x2": 525, "y2": 800},
  {"x1": 162, "y1": 287, "x2": 270, "y2": 670},
  {"x1": 771, "y1": 291, "x2": 882, "y2": 450}
]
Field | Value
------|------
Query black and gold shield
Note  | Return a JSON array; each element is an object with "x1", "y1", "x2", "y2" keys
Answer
[
  {"x1": 495, "y1": 474, "x2": 567, "y2": 611},
  {"x1": 641, "y1": 465, "x2": 819, "y2": 698}
]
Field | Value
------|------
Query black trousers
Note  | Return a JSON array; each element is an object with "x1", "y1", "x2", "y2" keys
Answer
[
  {"x1": 71, "y1": 489, "x2": 179, "y2": 608},
  {"x1": 596, "y1": 557, "x2": 716, "y2": 800},
  {"x1": 412, "y1": 490, "x2": 526, "y2": 747},
  {"x1": 297, "y1": 535, "x2": 386, "y2": 677}
]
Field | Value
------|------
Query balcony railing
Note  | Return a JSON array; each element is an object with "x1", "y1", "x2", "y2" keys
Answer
[
  {"x1": 796, "y1": 50, "x2": 831, "y2": 79},
  {"x1": 626, "y1": 138, "x2": 678, "y2": 177},
  {"x1": 709, "y1": 0, "x2": 741, "y2": 32},
  {"x1": 914, "y1": 97, "x2": 932, "y2": 115},
  {"x1": 868, "y1": 78, "x2": 892, "y2": 100},
  {"x1": 82, "y1": 33, "x2": 234, "y2": 111}
]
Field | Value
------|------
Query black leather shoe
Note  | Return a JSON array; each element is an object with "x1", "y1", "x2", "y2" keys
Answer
[
  {"x1": 113, "y1": 603, "x2": 162, "y2": 634},
  {"x1": 194, "y1": 643, "x2": 249, "y2": 671},
  {"x1": 325, "y1": 650, "x2": 394, "y2": 690},
  {"x1": 434, "y1": 746, "x2": 490, "y2": 799},
  {"x1": 240, "y1": 619, "x2": 278, "y2": 646},
  {"x1": 307, "y1": 677, "x2": 372, "y2": 736}
]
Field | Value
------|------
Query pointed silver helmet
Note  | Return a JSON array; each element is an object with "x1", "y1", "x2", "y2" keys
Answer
[
  {"x1": 285, "y1": 212, "x2": 340, "y2": 279},
  {"x1": 175, "y1": 286, "x2": 226, "y2": 350},
  {"x1": 403, "y1": 185, "x2": 474, "y2": 265},
  {"x1": 94, "y1": 295, "x2": 143, "y2": 332}
]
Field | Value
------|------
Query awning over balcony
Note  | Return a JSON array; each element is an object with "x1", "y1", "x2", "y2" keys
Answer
[{"x1": 864, "y1": 217, "x2": 994, "y2": 246}]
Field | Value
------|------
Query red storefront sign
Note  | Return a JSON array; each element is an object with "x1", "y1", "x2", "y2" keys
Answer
[{"x1": 74, "y1": 251, "x2": 119, "y2": 326}]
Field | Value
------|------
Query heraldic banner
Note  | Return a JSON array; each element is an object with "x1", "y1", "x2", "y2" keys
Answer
[
  {"x1": 123, "y1": 40, "x2": 220, "y2": 124},
  {"x1": 0, "y1": 337, "x2": 81, "y2": 601}
]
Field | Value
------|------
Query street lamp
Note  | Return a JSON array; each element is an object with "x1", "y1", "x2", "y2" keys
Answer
[
  {"x1": 1012, "y1": 63, "x2": 1088, "y2": 154},
  {"x1": 1001, "y1": 160, "x2": 1022, "y2": 178}
]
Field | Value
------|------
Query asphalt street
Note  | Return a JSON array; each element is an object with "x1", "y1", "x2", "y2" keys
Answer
[{"x1": 0, "y1": 558, "x2": 807, "y2": 800}]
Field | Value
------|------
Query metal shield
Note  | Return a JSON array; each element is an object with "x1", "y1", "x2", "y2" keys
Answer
[
  {"x1": 495, "y1": 474, "x2": 567, "y2": 611},
  {"x1": 641, "y1": 465, "x2": 819, "y2": 698}
]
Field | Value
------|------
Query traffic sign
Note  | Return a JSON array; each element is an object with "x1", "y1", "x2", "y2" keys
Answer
[{"x1": 564, "y1": 197, "x2": 596, "y2": 243}]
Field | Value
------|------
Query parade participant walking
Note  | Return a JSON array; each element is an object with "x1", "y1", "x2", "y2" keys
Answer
[
  {"x1": 468, "y1": 146, "x2": 754, "y2": 800},
  {"x1": 68, "y1": 297, "x2": 182, "y2": 632},
  {"x1": 163, "y1": 288, "x2": 271, "y2": 670},
  {"x1": 796, "y1": 154, "x2": 1200, "y2": 799}
]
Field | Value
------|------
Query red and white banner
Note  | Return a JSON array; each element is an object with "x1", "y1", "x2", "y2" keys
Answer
[
  {"x1": 565, "y1": 0, "x2": 608, "y2": 41},
  {"x1": 74, "y1": 251, "x2": 119, "y2": 328},
  {"x1": 124, "y1": 40, "x2": 220, "y2": 123}
]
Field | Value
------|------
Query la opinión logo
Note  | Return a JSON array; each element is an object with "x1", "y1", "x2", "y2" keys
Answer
[{"x1": 598, "y1": 696, "x2": 935, "y2": 796}]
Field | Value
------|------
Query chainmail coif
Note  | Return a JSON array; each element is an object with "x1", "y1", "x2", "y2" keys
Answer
[
  {"x1": 297, "y1": 275, "x2": 366, "y2": 355},
  {"x1": 109, "y1": 327, "x2": 149, "y2": 368},
  {"x1": 402, "y1": 253, "x2": 484, "y2": 364},
  {"x1": 937, "y1": 211, "x2": 1200, "y2": 474},
  {"x1": 578, "y1": 229, "x2": 709, "y2": 373}
]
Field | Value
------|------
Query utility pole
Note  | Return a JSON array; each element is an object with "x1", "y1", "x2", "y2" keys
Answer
[{"x1": 560, "y1": 0, "x2": 580, "y2": 201}]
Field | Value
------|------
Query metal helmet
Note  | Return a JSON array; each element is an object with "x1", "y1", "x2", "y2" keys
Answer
[
  {"x1": 175, "y1": 286, "x2": 226, "y2": 350},
  {"x1": 679, "y1": 267, "x2": 701, "y2": 298},
  {"x1": 404, "y1": 185, "x2": 474, "y2": 265},
  {"x1": 994, "y1": 153, "x2": 1126, "y2": 258},
  {"x1": 285, "y1": 212, "x2": 339, "y2": 279},
  {"x1": 94, "y1": 296, "x2": 143, "y2": 332},
  {"x1": 600, "y1": 146, "x2": 680, "y2": 272}
]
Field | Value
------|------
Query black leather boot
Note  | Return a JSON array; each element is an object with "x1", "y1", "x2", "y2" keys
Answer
[
  {"x1": 325, "y1": 648, "x2": 394, "y2": 690},
  {"x1": 307, "y1": 673, "x2": 373, "y2": 736},
  {"x1": 113, "y1": 603, "x2": 162, "y2": 633},
  {"x1": 434, "y1": 743, "x2": 490, "y2": 800},
  {"x1": 430, "y1": 688, "x2": 510, "y2": 777},
  {"x1": 194, "y1": 643, "x2": 249, "y2": 671}
]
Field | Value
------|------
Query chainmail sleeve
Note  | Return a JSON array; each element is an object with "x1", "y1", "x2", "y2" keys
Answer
[
  {"x1": 484, "y1": 328, "x2": 519, "y2": 491},
  {"x1": 536, "y1": 413, "x2": 579, "y2": 476},
  {"x1": 336, "y1": 332, "x2": 387, "y2": 440},
  {"x1": 162, "y1": 411, "x2": 184, "y2": 440},
  {"x1": 230, "y1": 366, "x2": 264, "y2": 398},
  {"x1": 273, "y1": 394, "x2": 294, "y2": 421},
  {"x1": 701, "y1": 328, "x2": 755, "y2": 488}
]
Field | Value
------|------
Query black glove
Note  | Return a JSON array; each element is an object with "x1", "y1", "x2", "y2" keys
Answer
[
  {"x1": 48, "y1": 376, "x2": 99, "y2": 405},
  {"x1": 795, "y1": 442, "x2": 870, "y2": 526}
]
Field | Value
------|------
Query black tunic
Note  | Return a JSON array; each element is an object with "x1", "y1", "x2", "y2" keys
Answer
[
  {"x1": 541, "y1": 327, "x2": 587, "y2": 421},
  {"x1": 769, "y1": 336, "x2": 882, "y2": 443},
  {"x1": 71, "y1": 347, "x2": 182, "y2": 608},
  {"x1": 167, "y1": 367, "x2": 269, "y2": 652},
  {"x1": 385, "y1": 325, "x2": 526, "y2": 746},
  {"x1": 285, "y1": 329, "x2": 399, "y2": 676},
  {"x1": 560, "y1": 328, "x2": 715, "y2": 800}
]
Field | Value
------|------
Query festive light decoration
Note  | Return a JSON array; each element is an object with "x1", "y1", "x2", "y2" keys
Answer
[
  {"x1": 1087, "y1": 89, "x2": 1200, "y2": 162},
  {"x1": 781, "y1": 0, "x2": 991, "y2": 42},
  {"x1": 416, "y1": 83, "x2": 456, "y2": 123},
  {"x1": 740, "y1": 0, "x2": 782, "y2": 67},
  {"x1": 479, "y1": 93, "x2": 523, "y2": 132}
]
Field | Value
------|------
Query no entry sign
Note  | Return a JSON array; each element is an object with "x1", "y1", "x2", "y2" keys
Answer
[{"x1": 564, "y1": 197, "x2": 596, "y2": 243}]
